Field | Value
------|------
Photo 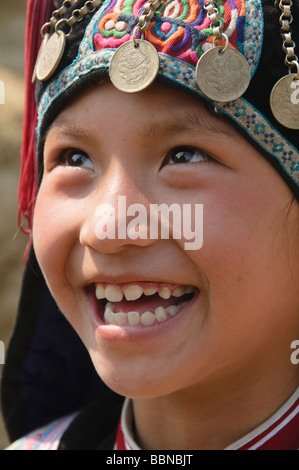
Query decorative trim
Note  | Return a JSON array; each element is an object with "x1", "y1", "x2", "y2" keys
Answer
[
  {"x1": 118, "y1": 387, "x2": 299, "y2": 450},
  {"x1": 37, "y1": 50, "x2": 299, "y2": 187}
]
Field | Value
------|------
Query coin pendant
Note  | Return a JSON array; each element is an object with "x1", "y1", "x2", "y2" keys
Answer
[
  {"x1": 36, "y1": 31, "x2": 66, "y2": 82},
  {"x1": 196, "y1": 47, "x2": 251, "y2": 103},
  {"x1": 270, "y1": 74, "x2": 299, "y2": 130},
  {"x1": 109, "y1": 40, "x2": 160, "y2": 93},
  {"x1": 32, "y1": 33, "x2": 50, "y2": 83}
]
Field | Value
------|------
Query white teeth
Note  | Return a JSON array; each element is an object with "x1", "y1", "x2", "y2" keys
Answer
[
  {"x1": 141, "y1": 311, "x2": 156, "y2": 326},
  {"x1": 185, "y1": 286, "x2": 195, "y2": 294},
  {"x1": 144, "y1": 287, "x2": 157, "y2": 296},
  {"x1": 128, "y1": 311, "x2": 140, "y2": 326},
  {"x1": 95, "y1": 283, "x2": 195, "y2": 301},
  {"x1": 102, "y1": 302, "x2": 186, "y2": 326},
  {"x1": 97, "y1": 283, "x2": 195, "y2": 326},
  {"x1": 106, "y1": 301, "x2": 115, "y2": 310},
  {"x1": 104, "y1": 304, "x2": 116, "y2": 324},
  {"x1": 105, "y1": 285, "x2": 124, "y2": 302},
  {"x1": 158, "y1": 287, "x2": 172, "y2": 299},
  {"x1": 154, "y1": 306, "x2": 167, "y2": 322},
  {"x1": 124, "y1": 285, "x2": 143, "y2": 301},
  {"x1": 114, "y1": 312, "x2": 127, "y2": 325},
  {"x1": 95, "y1": 284, "x2": 106, "y2": 300},
  {"x1": 166, "y1": 305, "x2": 180, "y2": 316},
  {"x1": 172, "y1": 286, "x2": 185, "y2": 297}
]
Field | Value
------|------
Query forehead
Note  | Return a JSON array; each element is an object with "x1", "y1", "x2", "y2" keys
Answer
[{"x1": 47, "y1": 80, "x2": 240, "y2": 143}]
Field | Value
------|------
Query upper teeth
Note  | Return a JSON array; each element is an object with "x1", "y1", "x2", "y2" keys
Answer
[
  {"x1": 122, "y1": 285, "x2": 143, "y2": 301},
  {"x1": 95, "y1": 283, "x2": 194, "y2": 303}
]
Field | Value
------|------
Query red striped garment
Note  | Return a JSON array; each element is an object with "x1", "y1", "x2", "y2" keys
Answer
[{"x1": 115, "y1": 390, "x2": 299, "y2": 451}]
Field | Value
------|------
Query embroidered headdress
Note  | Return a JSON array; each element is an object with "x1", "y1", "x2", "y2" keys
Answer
[
  {"x1": 2, "y1": 0, "x2": 299, "y2": 443},
  {"x1": 35, "y1": 0, "x2": 299, "y2": 199}
]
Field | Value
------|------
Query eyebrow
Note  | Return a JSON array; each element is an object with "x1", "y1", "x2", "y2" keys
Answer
[
  {"x1": 46, "y1": 121, "x2": 96, "y2": 143},
  {"x1": 47, "y1": 107, "x2": 239, "y2": 143},
  {"x1": 141, "y1": 109, "x2": 237, "y2": 140}
]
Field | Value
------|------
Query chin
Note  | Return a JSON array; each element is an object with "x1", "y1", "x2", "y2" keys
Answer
[{"x1": 88, "y1": 347, "x2": 201, "y2": 400}]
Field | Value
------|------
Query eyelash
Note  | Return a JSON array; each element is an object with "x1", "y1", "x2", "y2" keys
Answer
[
  {"x1": 55, "y1": 146, "x2": 213, "y2": 170},
  {"x1": 57, "y1": 149, "x2": 94, "y2": 169},
  {"x1": 163, "y1": 146, "x2": 213, "y2": 166}
]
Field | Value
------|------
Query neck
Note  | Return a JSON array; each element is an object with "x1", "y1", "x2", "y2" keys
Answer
[{"x1": 132, "y1": 369, "x2": 299, "y2": 450}]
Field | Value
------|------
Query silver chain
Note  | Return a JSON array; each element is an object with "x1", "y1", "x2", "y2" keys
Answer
[
  {"x1": 41, "y1": 0, "x2": 77, "y2": 37},
  {"x1": 204, "y1": 0, "x2": 223, "y2": 40},
  {"x1": 41, "y1": 0, "x2": 103, "y2": 38},
  {"x1": 278, "y1": 0, "x2": 299, "y2": 74},
  {"x1": 135, "y1": 0, "x2": 162, "y2": 34}
]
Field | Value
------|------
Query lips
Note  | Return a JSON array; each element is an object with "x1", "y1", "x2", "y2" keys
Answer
[{"x1": 94, "y1": 282, "x2": 196, "y2": 326}]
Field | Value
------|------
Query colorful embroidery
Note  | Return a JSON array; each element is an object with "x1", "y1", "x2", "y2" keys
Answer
[
  {"x1": 91, "y1": 0, "x2": 247, "y2": 66},
  {"x1": 36, "y1": 0, "x2": 299, "y2": 187}
]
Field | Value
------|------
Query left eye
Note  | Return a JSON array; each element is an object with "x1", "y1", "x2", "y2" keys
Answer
[
  {"x1": 164, "y1": 146, "x2": 212, "y2": 165},
  {"x1": 64, "y1": 150, "x2": 94, "y2": 169}
]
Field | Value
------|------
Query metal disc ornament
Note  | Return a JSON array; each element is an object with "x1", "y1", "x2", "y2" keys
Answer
[
  {"x1": 196, "y1": 47, "x2": 251, "y2": 103},
  {"x1": 109, "y1": 39, "x2": 160, "y2": 93},
  {"x1": 36, "y1": 30, "x2": 66, "y2": 82},
  {"x1": 32, "y1": 33, "x2": 50, "y2": 83},
  {"x1": 270, "y1": 74, "x2": 299, "y2": 130}
]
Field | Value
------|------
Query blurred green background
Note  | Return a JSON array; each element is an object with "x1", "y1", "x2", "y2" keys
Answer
[{"x1": 0, "y1": 0, "x2": 27, "y2": 449}]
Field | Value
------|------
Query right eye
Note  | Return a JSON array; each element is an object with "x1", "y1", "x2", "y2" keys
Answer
[
  {"x1": 162, "y1": 146, "x2": 213, "y2": 166},
  {"x1": 63, "y1": 150, "x2": 95, "y2": 170}
]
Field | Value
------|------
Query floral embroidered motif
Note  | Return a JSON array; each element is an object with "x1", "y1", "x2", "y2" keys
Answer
[
  {"x1": 36, "y1": 0, "x2": 299, "y2": 187},
  {"x1": 80, "y1": 0, "x2": 257, "y2": 68}
]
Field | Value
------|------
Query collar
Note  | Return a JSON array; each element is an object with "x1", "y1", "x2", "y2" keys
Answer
[
  {"x1": 114, "y1": 398, "x2": 141, "y2": 450},
  {"x1": 115, "y1": 386, "x2": 299, "y2": 450}
]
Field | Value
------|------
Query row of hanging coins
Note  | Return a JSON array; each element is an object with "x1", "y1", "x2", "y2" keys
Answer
[
  {"x1": 109, "y1": 0, "x2": 162, "y2": 93},
  {"x1": 270, "y1": 0, "x2": 299, "y2": 129},
  {"x1": 34, "y1": 0, "x2": 299, "y2": 129},
  {"x1": 35, "y1": 0, "x2": 103, "y2": 82}
]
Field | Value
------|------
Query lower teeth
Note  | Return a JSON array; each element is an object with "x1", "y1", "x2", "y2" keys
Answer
[{"x1": 103, "y1": 301, "x2": 188, "y2": 326}]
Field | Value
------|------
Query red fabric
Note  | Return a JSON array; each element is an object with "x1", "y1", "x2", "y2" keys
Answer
[
  {"x1": 114, "y1": 420, "x2": 128, "y2": 450},
  {"x1": 18, "y1": 0, "x2": 55, "y2": 249},
  {"x1": 114, "y1": 395, "x2": 299, "y2": 450},
  {"x1": 238, "y1": 396, "x2": 299, "y2": 450}
]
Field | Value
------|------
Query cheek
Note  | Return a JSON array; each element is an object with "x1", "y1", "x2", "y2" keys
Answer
[
  {"x1": 32, "y1": 183, "x2": 80, "y2": 287},
  {"x1": 189, "y1": 184, "x2": 296, "y2": 312}
]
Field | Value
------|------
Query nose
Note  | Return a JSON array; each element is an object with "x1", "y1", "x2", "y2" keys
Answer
[{"x1": 79, "y1": 164, "x2": 156, "y2": 253}]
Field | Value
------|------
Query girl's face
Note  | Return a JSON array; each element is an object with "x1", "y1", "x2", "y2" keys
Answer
[{"x1": 33, "y1": 81, "x2": 299, "y2": 399}]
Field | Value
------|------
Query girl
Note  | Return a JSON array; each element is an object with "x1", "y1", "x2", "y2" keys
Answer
[{"x1": 2, "y1": 0, "x2": 299, "y2": 450}]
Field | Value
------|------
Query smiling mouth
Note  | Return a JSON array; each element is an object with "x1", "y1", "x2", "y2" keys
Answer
[{"x1": 93, "y1": 283, "x2": 197, "y2": 326}]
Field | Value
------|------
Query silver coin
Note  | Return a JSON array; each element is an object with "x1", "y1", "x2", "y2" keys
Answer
[
  {"x1": 36, "y1": 31, "x2": 66, "y2": 82},
  {"x1": 196, "y1": 47, "x2": 251, "y2": 103},
  {"x1": 109, "y1": 40, "x2": 160, "y2": 93},
  {"x1": 32, "y1": 33, "x2": 50, "y2": 84},
  {"x1": 270, "y1": 74, "x2": 299, "y2": 130}
]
